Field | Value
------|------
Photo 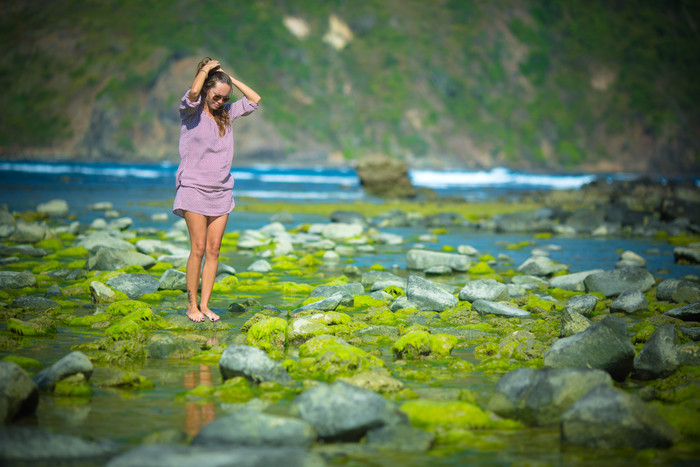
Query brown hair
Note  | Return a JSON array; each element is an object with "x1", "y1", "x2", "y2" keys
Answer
[{"x1": 196, "y1": 58, "x2": 233, "y2": 137}]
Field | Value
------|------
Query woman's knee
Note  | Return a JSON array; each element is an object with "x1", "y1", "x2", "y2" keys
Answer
[{"x1": 190, "y1": 241, "x2": 206, "y2": 257}]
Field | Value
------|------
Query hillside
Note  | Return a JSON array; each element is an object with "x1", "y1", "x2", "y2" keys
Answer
[{"x1": 1, "y1": 0, "x2": 699, "y2": 174}]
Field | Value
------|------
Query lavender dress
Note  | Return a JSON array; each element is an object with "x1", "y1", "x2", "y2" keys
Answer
[{"x1": 173, "y1": 89, "x2": 258, "y2": 218}]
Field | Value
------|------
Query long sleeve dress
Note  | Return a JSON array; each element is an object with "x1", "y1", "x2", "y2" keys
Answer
[{"x1": 172, "y1": 90, "x2": 258, "y2": 218}]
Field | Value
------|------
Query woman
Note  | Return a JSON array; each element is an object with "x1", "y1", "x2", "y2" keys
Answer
[{"x1": 173, "y1": 58, "x2": 261, "y2": 322}]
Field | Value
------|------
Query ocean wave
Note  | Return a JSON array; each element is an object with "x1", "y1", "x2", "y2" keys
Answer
[{"x1": 409, "y1": 167, "x2": 596, "y2": 190}]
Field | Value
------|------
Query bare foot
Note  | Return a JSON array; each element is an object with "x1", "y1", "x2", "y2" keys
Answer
[
  {"x1": 200, "y1": 306, "x2": 220, "y2": 322},
  {"x1": 186, "y1": 305, "x2": 205, "y2": 322}
]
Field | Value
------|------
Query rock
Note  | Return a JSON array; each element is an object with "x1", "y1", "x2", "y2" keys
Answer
[
  {"x1": 610, "y1": 290, "x2": 648, "y2": 314},
  {"x1": 291, "y1": 381, "x2": 406, "y2": 441},
  {"x1": 105, "y1": 274, "x2": 160, "y2": 299},
  {"x1": 677, "y1": 342, "x2": 700, "y2": 365},
  {"x1": 0, "y1": 427, "x2": 116, "y2": 464},
  {"x1": 247, "y1": 259, "x2": 272, "y2": 273},
  {"x1": 493, "y1": 209, "x2": 555, "y2": 233},
  {"x1": 564, "y1": 294, "x2": 598, "y2": 317},
  {"x1": 510, "y1": 274, "x2": 549, "y2": 290},
  {"x1": 549, "y1": 269, "x2": 604, "y2": 292},
  {"x1": 517, "y1": 256, "x2": 567, "y2": 276},
  {"x1": 135, "y1": 239, "x2": 187, "y2": 256},
  {"x1": 565, "y1": 208, "x2": 605, "y2": 234},
  {"x1": 392, "y1": 330, "x2": 457, "y2": 359},
  {"x1": 293, "y1": 292, "x2": 345, "y2": 313},
  {"x1": 406, "y1": 249, "x2": 470, "y2": 272},
  {"x1": 45, "y1": 284, "x2": 62, "y2": 298},
  {"x1": 0, "y1": 244, "x2": 49, "y2": 257},
  {"x1": 145, "y1": 335, "x2": 200, "y2": 359},
  {"x1": 87, "y1": 247, "x2": 156, "y2": 271},
  {"x1": 560, "y1": 308, "x2": 592, "y2": 337},
  {"x1": 108, "y1": 217, "x2": 133, "y2": 230},
  {"x1": 361, "y1": 270, "x2": 404, "y2": 289},
  {"x1": 0, "y1": 271, "x2": 36, "y2": 289},
  {"x1": 471, "y1": 299, "x2": 530, "y2": 318},
  {"x1": 288, "y1": 319, "x2": 330, "y2": 344},
  {"x1": 0, "y1": 361, "x2": 39, "y2": 423},
  {"x1": 615, "y1": 250, "x2": 646, "y2": 269},
  {"x1": 219, "y1": 345, "x2": 291, "y2": 384},
  {"x1": 406, "y1": 274, "x2": 458, "y2": 312},
  {"x1": 364, "y1": 424, "x2": 434, "y2": 452},
  {"x1": 90, "y1": 279, "x2": 117, "y2": 305},
  {"x1": 674, "y1": 246, "x2": 700, "y2": 264},
  {"x1": 664, "y1": 302, "x2": 700, "y2": 321},
  {"x1": 356, "y1": 154, "x2": 415, "y2": 198},
  {"x1": 339, "y1": 370, "x2": 404, "y2": 393},
  {"x1": 33, "y1": 351, "x2": 93, "y2": 390},
  {"x1": 0, "y1": 207, "x2": 16, "y2": 237},
  {"x1": 192, "y1": 411, "x2": 316, "y2": 448},
  {"x1": 458, "y1": 279, "x2": 509, "y2": 302},
  {"x1": 309, "y1": 282, "x2": 364, "y2": 298},
  {"x1": 424, "y1": 265, "x2": 452, "y2": 275},
  {"x1": 10, "y1": 295, "x2": 59, "y2": 311},
  {"x1": 11, "y1": 219, "x2": 48, "y2": 243},
  {"x1": 679, "y1": 327, "x2": 700, "y2": 341},
  {"x1": 105, "y1": 445, "x2": 323, "y2": 467},
  {"x1": 321, "y1": 223, "x2": 363, "y2": 242},
  {"x1": 583, "y1": 268, "x2": 656, "y2": 297},
  {"x1": 158, "y1": 268, "x2": 187, "y2": 291},
  {"x1": 77, "y1": 232, "x2": 135, "y2": 253},
  {"x1": 632, "y1": 324, "x2": 680, "y2": 380},
  {"x1": 657, "y1": 279, "x2": 700, "y2": 303},
  {"x1": 330, "y1": 210, "x2": 367, "y2": 226},
  {"x1": 561, "y1": 385, "x2": 679, "y2": 448},
  {"x1": 543, "y1": 316, "x2": 635, "y2": 381},
  {"x1": 36, "y1": 199, "x2": 69, "y2": 217},
  {"x1": 487, "y1": 368, "x2": 613, "y2": 427}
]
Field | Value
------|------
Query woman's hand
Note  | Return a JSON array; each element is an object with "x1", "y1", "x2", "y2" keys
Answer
[{"x1": 202, "y1": 60, "x2": 220, "y2": 74}]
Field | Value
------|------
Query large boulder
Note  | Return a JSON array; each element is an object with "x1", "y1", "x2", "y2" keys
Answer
[
  {"x1": 664, "y1": 302, "x2": 700, "y2": 321},
  {"x1": 516, "y1": 256, "x2": 567, "y2": 276},
  {"x1": 0, "y1": 271, "x2": 37, "y2": 289},
  {"x1": 0, "y1": 361, "x2": 39, "y2": 424},
  {"x1": 458, "y1": 279, "x2": 509, "y2": 302},
  {"x1": 561, "y1": 385, "x2": 679, "y2": 449},
  {"x1": 632, "y1": 324, "x2": 680, "y2": 380},
  {"x1": 291, "y1": 381, "x2": 406, "y2": 441},
  {"x1": 543, "y1": 316, "x2": 635, "y2": 381},
  {"x1": 406, "y1": 249, "x2": 470, "y2": 272},
  {"x1": 77, "y1": 232, "x2": 135, "y2": 253},
  {"x1": 105, "y1": 274, "x2": 160, "y2": 299},
  {"x1": 219, "y1": 345, "x2": 291, "y2": 384},
  {"x1": 88, "y1": 248, "x2": 156, "y2": 271},
  {"x1": 549, "y1": 269, "x2": 604, "y2": 292},
  {"x1": 406, "y1": 274, "x2": 458, "y2": 312},
  {"x1": 583, "y1": 268, "x2": 655, "y2": 297},
  {"x1": 158, "y1": 268, "x2": 187, "y2": 291},
  {"x1": 32, "y1": 351, "x2": 93, "y2": 390},
  {"x1": 487, "y1": 368, "x2": 612, "y2": 427},
  {"x1": 356, "y1": 154, "x2": 416, "y2": 198}
]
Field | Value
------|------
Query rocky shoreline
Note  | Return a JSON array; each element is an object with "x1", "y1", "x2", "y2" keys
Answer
[{"x1": 1, "y1": 182, "x2": 699, "y2": 465}]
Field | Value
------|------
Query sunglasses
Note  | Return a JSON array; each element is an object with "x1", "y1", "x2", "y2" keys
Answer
[{"x1": 212, "y1": 94, "x2": 230, "y2": 103}]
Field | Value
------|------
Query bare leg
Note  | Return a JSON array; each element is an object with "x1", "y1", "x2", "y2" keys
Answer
[
  {"x1": 199, "y1": 214, "x2": 228, "y2": 321},
  {"x1": 183, "y1": 211, "x2": 207, "y2": 322}
]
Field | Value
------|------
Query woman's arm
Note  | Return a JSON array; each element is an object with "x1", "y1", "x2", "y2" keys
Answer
[
  {"x1": 227, "y1": 74, "x2": 262, "y2": 105},
  {"x1": 188, "y1": 60, "x2": 221, "y2": 101}
]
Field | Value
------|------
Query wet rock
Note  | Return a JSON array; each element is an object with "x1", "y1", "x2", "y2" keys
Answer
[
  {"x1": 330, "y1": 210, "x2": 367, "y2": 226},
  {"x1": 510, "y1": 274, "x2": 549, "y2": 291},
  {"x1": 248, "y1": 259, "x2": 272, "y2": 273},
  {"x1": 549, "y1": 269, "x2": 605, "y2": 292},
  {"x1": 0, "y1": 361, "x2": 39, "y2": 423},
  {"x1": 11, "y1": 295, "x2": 59, "y2": 311},
  {"x1": 219, "y1": 345, "x2": 291, "y2": 384},
  {"x1": 488, "y1": 368, "x2": 612, "y2": 427},
  {"x1": 356, "y1": 154, "x2": 415, "y2": 198},
  {"x1": 0, "y1": 427, "x2": 116, "y2": 464},
  {"x1": 677, "y1": 342, "x2": 700, "y2": 365},
  {"x1": 339, "y1": 370, "x2": 404, "y2": 394},
  {"x1": 361, "y1": 270, "x2": 404, "y2": 289},
  {"x1": 406, "y1": 274, "x2": 458, "y2": 312},
  {"x1": 365, "y1": 424, "x2": 434, "y2": 452},
  {"x1": 406, "y1": 249, "x2": 470, "y2": 272},
  {"x1": 106, "y1": 445, "x2": 323, "y2": 467},
  {"x1": 36, "y1": 199, "x2": 69, "y2": 217},
  {"x1": 560, "y1": 307, "x2": 591, "y2": 337},
  {"x1": 632, "y1": 324, "x2": 680, "y2": 380},
  {"x1": 424, "y1": 265, "x2": 452, "y2": 275},
  {"x1": 564, "y1": 294, "x2": 598, "y2": 318},
  {"x1": 192, "y1": 410, "x2": 316, "y2": 448},
  {"x1": 543, "y1": 316, "x2": 635, "y2": 381},
  {"x1": 11, "y1": 219, "x2": 49, "y2": 243},
  {"x1": 472, "y1": 299, "x2": 530, "y2": 318},
  {"x1": 105, "y1": 273, "x2": 159, "y2": 299},
  {"x1": 158, "y1": 268, "x2": 187, "y2": 291},
  {"x1": 77, "y1": 231, "x2": 135, "y2": 253},
  {"x1": 679, "y1": 326, "x2": 700, "y2": 341},
  {"x1": 583, "y1": 268, "x2": 655, "y2": 297},
  {"x1": 664, "y1": 302, "x2": 700, "y2": 321},
  {"x1": 674, "y1": 246, "x2": 700, "y2": 264},
  {"x1": 656, "y1": 279, "x2": 700, "y2": 303},
  {"x1": 565, "y1": 208, "x2": 605, "y2": 234},
  {"x1": 493, "y1": 209, "x2": 554, "y2": 233},
  {"x1": 145, "y1": 335, "x2": 200, "y2": 359},
  {"x1": 0, "y1": 207, "x2": 15, "y2": 237},
  {"x1": 45, "y1": 284, "x2": 62, "y2": 298},
  {"x1": 458, "y1": 279, "x2": 509, "y2": 302},
  {"x1": 610, "y1": 290, "x2": 648, "y2": 314},
  {"x1": 0, "y1": 270, "x2": 37, "y2": 289},
  {"x1": 88, "y1": 247, "x2": 156, "y2": 270},
  {"x1": 33, "y1": 351, "x2": 93, "y2": 390},
  {"x1": 293, "y1": 292, "x2": 345, "y2": 313},
  {"x1": 291, "y1": 381, "x2": 407, "y2": 442},
  {"x1": 310, "y1": 282, "x2": 364, "y2": 298},
  {"x1": 615, "y1": 250, "x2": 646, "y2": 269},
  {"x1": 135, "y1": 239, "x2": 187, "y2": 256},
  {"x1": 517, "y1": 256, "x2": 567, "y2": 276},
  {"x1": 0, "y1": 244, "x2": 49, "y2": 257},
  {"x1": 392, "y1": 329, "x2": 457, "y2": 359},
  {"x1": 561, "y1": 385, "x2": 679, "y2": 449},
  {"x1": 288, "y1": 318, "x2": 330, "y2": 344},
  {"x1": 354, "y1": 325, "x2": 400, "y2": 340},
  {"x1": 321, "y1": 223, "x2": 363, "y2": 242}
]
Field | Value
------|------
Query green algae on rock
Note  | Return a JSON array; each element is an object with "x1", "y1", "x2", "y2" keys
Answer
[
  {"x1": 7, "y1": 317, "x2": 57, "y2": 336},
  {"x1": 245, "y1": 317, "x2": 288, "y2": 354},
  {"x1": 393, "y1": 330, "x2": 458, "y2": 360}
]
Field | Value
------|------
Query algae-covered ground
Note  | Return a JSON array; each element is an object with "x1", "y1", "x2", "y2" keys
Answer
[{"x1": 1, "y1": 197, "x2": 699, "y2": 466}]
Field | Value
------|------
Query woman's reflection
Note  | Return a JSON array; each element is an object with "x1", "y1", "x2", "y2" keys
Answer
[{"x1": 184, "y1": 364, "x2": 216, "y2": 436}]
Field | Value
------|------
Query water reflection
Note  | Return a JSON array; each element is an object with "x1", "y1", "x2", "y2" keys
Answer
[{"x1": 183, "y1": 365, "x2": 216, "y2": 436}]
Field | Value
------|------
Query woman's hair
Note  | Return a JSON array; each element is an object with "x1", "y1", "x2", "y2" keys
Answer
[{"x1": 196, "y1": 58, "x2": 233, "y2": 137}]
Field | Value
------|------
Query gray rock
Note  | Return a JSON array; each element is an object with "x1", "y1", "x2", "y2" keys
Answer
[
  {"x1": 90, "y1": 281, "x2": 116, "y2": 303},
  {"x1": 11, "y1": 295, "x2": 59, "y2": 311},
  {"x1": 632, "y1": 324, "x2": 680, "y2": 380},
  {"x1": 615, "y1": 250, "x2": 646, "y2": 269},
  {"x1": 106, "y1": 445, "x2": 324, "y2": 467},
  {"x1": 561, "y1": 385, "x2": 679, "y2": 448},
  {"x1": 146, "y1": 335, "x2": 201, "y2": 359},
  {"x1": 0, "y1": 207, "x2": 15, "y2": 237},
  {"x1": 664, "y1": 302, "x2": 700, "y2": 321},
  {"x1": 543, "y1": 316, "x2": 635, "y2": 381},
  {"x1": 458, "y1": 279, "x2": 509, "y2": 302},
  {"x1": 105, "y1": 273, "x2": 160, "y2": 299},
  {"x1": 330, "y1": 210, "x2": 367, "y2": 226},
  {"x1": 247, "y1": 259, "x2": 272, "y2": 273},
  {"x1": 108, "y1": 217, "x2": 133, "y2": 230},
  {"x1": 610, "y1": 290, "x2": 648, "y2": 314},
  {"x1": 291, "y1": 381, "x2": 406, "y2": 441},
  {"x1": 0, "y1": 244, "x2": 50, "y2": 257},
  {"x1": 365, "y1": 424, "x2": 434, "y2": 452},
  {"x1": 159, "y1": 268, "x2": 187, "y2": 291},
  {"x1": 390, "y1": 296, "x2": 417, "y2": 311},
  {"x1": 310, "y1": 282, "x2": 364, "y2": 298},
  {"x1": 679, "y1": 327, "x2": 700, "y2": 341},
  {"x1": 36, "y1": 199, "x2": 69, "y2": 217},
  {"x1": 674, "y1": 246, "x2": 700, "y2": 264},
  {"x1": 565, "y1": 208, "x2": 605, "y2": 234},
  {"x1": 517, "y1": 256, "x2": 567, "y2": 276},
  {"x1": 193, "y1": 411, "x2": 316, "y2": 448},
  {"x1": 506, "y1": 284, "x2": 527, "y2": 298},
  {"x1": 656, "y1": 278, "x2": 681, "y2": 301},
  {"x1": 0, "y1": 270, "x2": 37, "y2": 289},
  {"x1": 135, "y1": 239, "x2": 187, "y2": 255},
  {"x1": 293, "y1": 292, "x2": 345, "y2": 313},
  {"x1": 361, "y1": 270, "x2": 404, "y2": 289},
  {"x1": 510, "y1": 274, "x2": 549, "y2": 290},
  {"x1": 494, "y1": 209, "x2": 555, "y2": 233},
  {"x1": 564, "y1": 294, "x2": 598, "y2": 317},
  {"x1": 219, "y1": 345, "x2": 291, "y2": 384},
  {"x1": 33, "y1": 351, "x2": 93, "y2": 390},
  {"x1": 88, "y1": 247, "x2": 156, "y2": 271},
  {"x1": 549, "y1": 269, "x2": 604, "y2": 292},
  {"x1": 45, "y1": 284, "x2": 62, "y2": 298},
  {"x1": 370, "y1": 279, "x2": 405, "y2": 292},
  {"x1": 78, "y1": 232, "x2": 135, "y2": 253},
  {"x1": 353, "y1": 325, "x2": 401, "y2": 340},
  {"x1": 11, "y1": 219, "x2": 48, "y2": 243},
  {"x1": 406, "y1": 274, "x2": 458, "y2": 312},
  {"x1": 321, "y1": 222, "x2": 363, "y2": 242},
  {"x1": 471, "y1": 299, "x2": 530, "y2": 318},
  {"x1": 424, "y1": 265, "x2": 452, "y2": 275},
  {"x1": 560, "y1": 308, "x2": 592, "y2": 337},
  {"x1": 488, "y1": 368, "x2": 612, "y2": 427},
  {"x1": 667, "y1": 280, "x2": 700, "y2": 303},
  {"x1": 406, "y1": 249, "x2": 470, "y2": 272},
  {"x1": 0, "y1": 361, "x2": 39, "y2": 423},
  {"x1": 0, "y1": 427, "x2": 116, "y2": 463},
  {"x1": 158, "y1": 254, "x2": 188, "y2": 268},
  {"x1": 430, "y1": 327, "x2": 492, "y2": 340},
  {"x1": 677, "y1": 342, "x2": 700, "y2": 366},
  {"x1": 584, "y1": 268, "x2": 656, "y2": 297}
]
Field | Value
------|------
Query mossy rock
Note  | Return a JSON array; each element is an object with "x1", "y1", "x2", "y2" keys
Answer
[
  {"x1": 364, "y1": 307, "x2": 399, "y2": 326},
  {"x1": 245, "y1": 317, "x2": 288, "y2": 353},
  {"x1": 654, "y1": 399, "x2": 700, "y2": 438},
  {"x1": 50, "y1": 246, "x2": 90, "y2": 258},
  {"x1": 305, "y1": 311, "x2": 352, "y2": 326},
  {"x1": 212, "y1": 275, "x2": 239, "y2": 293},
  {"x1": 294, "y1": 334, "x2": 384, "y2": 381},
  {"x1": 105, "y1": 320, "x2": 143, "y2": 341},
  {"x1": 70, "y1": 313, "x2": 111, "y2": 327},
  {"x1": 240, "y1": 313, "x2": 268, "y2": 332},
  {"x1": 469, "y1": 262, "x2": 495, "y2": 275},
  {"x1": 521, "y1": 295, "x2": 560, "y2": 314},
  {"x1": 105, "y1": 300, "x2": 151, "y2": 316},
  {"x1": 32, "y1": 260, "x2": 63, "y2": 274},
  {"x1": 101, "y1": 371, "x2": 155, "y2": 390},
  {"x1": 149, "y1": 262, "x2": 174, "y2": 272},
  {"x1": 392, "y1": 330, "x2": 457, "y2": 359},
  {"x1": 1, "y1": 354, "x2": 42, "y2": 369},
  {"x1": 354, "y1": 295, "x2": 388, "y2": 308},
  {"x1": 54, "y1": 373, "x2": 92, "y2": 398},
  {"x1": 7, "y1": 317, "x2": 57, "y2": 336}
]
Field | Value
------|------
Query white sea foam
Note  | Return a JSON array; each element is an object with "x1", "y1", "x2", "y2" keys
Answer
[{"x1": 409, "y1": 167, "x2": 596, "y2": 190}]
